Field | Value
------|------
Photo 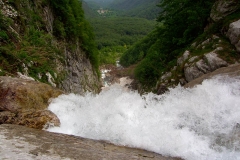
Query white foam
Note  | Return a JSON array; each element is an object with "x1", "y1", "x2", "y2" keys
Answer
[{"x1": 47, "y1": 76, "x2": 240, "y2": 160}]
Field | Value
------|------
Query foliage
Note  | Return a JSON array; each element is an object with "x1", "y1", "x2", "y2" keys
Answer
[
  {"x1": 83, "y1": 0, "x2": 158, "y2": 66},
  {"x1": 89, "y1": 17, "x2": 156, "y2": 49},
  {"x1": 0, "y1": 0, "x2": 96, "y2": 84},
  {"x1": 120, "y1": 29, "x2": 159, "y2": 67},
  {"x1": 0, "y1": 26, "x2": 61, "y2": 84},
  {"x1": 120, "y1": 0, "x2": 215, "y2": 87},
  {"x1": 98, "y1": 46, "x2": 126, "y2": 65},
  {"x1": 134, "y1": 51, "x2": 164, "y2": 87},
  {"x1": 49, "y1": 0, "x2": 99, "y2": 72}
]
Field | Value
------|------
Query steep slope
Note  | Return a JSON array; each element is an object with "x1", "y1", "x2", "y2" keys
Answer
[
  {"x1": 0, "y1": 0, "x2": 101, "y2": 94},
  {"x1": 120, "y1": 0, "x2": 240, "y2": 93}
]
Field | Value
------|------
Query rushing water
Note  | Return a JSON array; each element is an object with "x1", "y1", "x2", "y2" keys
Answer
[{"x1": 47, "y1": 76, "x2": 240, "y2": 160}]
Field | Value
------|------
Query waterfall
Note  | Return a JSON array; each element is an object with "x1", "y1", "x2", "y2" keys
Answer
[{"x1": 47, "y1": 76, "x2": 240, "y2": 160}]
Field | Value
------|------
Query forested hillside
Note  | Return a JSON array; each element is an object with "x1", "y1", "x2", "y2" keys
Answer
[
  {"x1": 84, "y1": 0, "x2": 115, "y2": 7},
  {"x1": 90, "y1": 17, "x2": 156, "y2": 64},
  {"x1": 82, "y1": 0, "x2": 156, "y2": 65},
  {"x1": 109, "y1": 0, "x2": 160, "y2": 19},
  {"x1": 120, "y1": 0, "x2": 240, "y2": 91}
]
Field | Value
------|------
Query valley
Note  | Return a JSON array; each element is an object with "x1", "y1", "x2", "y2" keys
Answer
[{"x1": 0, "y1": 0, "x2": 240, "y2": 159}]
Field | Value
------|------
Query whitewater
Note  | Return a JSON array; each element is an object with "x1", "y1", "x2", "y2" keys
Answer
[{"x1": 47, "y1": 76, "x2": 240, "y2": 160}]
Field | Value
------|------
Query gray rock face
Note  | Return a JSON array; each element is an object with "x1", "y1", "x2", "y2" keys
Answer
[
  {"x1": 210, "y1": 0, "x2": 240, "y2": 22},
  {"x1": 204, "y1": 52, "x2": 228, "y2": 70},
  {"x1": 184, "y1": 51, "x2": 228, "y2": 82},
  {"x1": 226, "y1": 19, "x2": 240, "y2": 52},
  {"x1": 177, "y1": 50, "x2": 190, "y2": 66},
  {"x1": 185, "y1": 64, "x2": 240, "y2": 88},
  {"x1": 40, "y1": 6, "x2": 101, "y2": 95},
  {"x1": 59, "y1": 42, "x2": 101, "y2": 94},
  {"x1": 184, "y1": 64, "x2": 205, "y2": 82},
  {"x1": 0, "y1": 124, "x2": 181, "y2": 160}
]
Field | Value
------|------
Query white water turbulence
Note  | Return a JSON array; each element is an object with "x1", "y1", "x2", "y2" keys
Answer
[{"x1": 47, "y1": 76, "x2": 240, "y2": 160}]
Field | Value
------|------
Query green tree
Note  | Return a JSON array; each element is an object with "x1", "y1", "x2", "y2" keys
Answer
[
  {"x1": 157, "y1": 0, "x2": 215, "y2": 59},
  {"x1": 120, "y1": 0, "x2": 215, "y2": 87}
]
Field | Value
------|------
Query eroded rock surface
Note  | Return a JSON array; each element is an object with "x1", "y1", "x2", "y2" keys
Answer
[
  {"x1": 185, "y1": 64, "x2": 240, "y2": 88},
  {"x1": 210, "y1": 0, "x2": 240, "y2": 22},
  {"x1": 0, "y1": 124, "x2": 181, "y2": 160},
  {"x1": 0, "y1": 76, "x2": 62, "y2": 129},
  {"x1": 184, "y1": 51, "x2": 228, "y2": 82}
]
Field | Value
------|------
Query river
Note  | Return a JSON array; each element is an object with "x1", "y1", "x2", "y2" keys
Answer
[{"x1": 47, "y1": 75, "x2": 240, "y2": 160}]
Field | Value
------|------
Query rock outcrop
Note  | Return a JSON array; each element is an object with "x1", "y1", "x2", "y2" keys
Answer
[
  {"x1": 59, "y1": 42, "x2": 101, "y2": 94},
  {"x1": 210, "y1": 0, "x2": 240, "y2": 22},
  {"x1": 184, "y1": 50, "x2": 228, "y2": 82},
  {"x1": 0, "y1": 76, "x2": 62, "y2": 129},
  {"x1": 0, "y1": 124, "x2": 181, "y2": 160},
  {"x1": 155, "y1": 0, "x2": 240, "y2": 91},
  {"x1": 184, "y1": 64, "x2": 240, "y2": 88},
  {"x1": 226, "y1": 19, "x2": 240, "y2": 52}
]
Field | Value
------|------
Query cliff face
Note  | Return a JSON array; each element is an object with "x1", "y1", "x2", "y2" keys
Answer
[{"x1": 0, "y1": 0, "x2": 101, "y2": 94}]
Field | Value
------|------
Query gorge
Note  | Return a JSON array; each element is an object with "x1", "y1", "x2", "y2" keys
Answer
[{"x1": 0, "y1": 0, "x2": 240, "y2": 159}]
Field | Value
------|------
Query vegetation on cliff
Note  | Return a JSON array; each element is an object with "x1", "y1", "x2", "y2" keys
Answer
[
  {"x1": 0, "y1": 0, "x2": 99, "y2": 85},
  {"x1": 50, "y1": 0, "x2": 99, "y2": 70},
  {"x1": 120, "y1": 0, "x2": 240, "y2": 90}
]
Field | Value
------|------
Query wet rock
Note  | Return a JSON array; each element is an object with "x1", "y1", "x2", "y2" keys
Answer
[
  {"x1": 0, "y1": 110, "x2": 60, "y2": 129},
  {"x1": 157, "y1": 85, "x2": 169, "y2": 95},
  {"x1": 179, "y1": 78, "x2": 187, "y2": 85},
  {"x1": 0, "y1": 124, "x2": 181, "y2": 160},
  {"x1": 0, "y1": 76, "x2": 63, "y2": 129},
  {"x1": 185, "y1": 64, "x2": 240, "y2": 88},
  {"x1": 184, "y1": 64, "x2": 205, "y2": 82}
]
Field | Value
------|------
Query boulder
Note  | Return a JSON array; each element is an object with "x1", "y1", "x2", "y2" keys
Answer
[
  {"x1": 184, "y1": 51, "x2": 227, "y2": 82},
  {"x1": 210, "y1": 0, "x2": 240, "y2": 22},
  {"x1": 177, "y1": 50, "x2": 190, "y2": 66},
  {"x1": 0, "y1": 76, "x2": 63, "y2": 129},
  {"x1": 156, "y1": 85, "x2": 169, "y2": 95},
  {"x1": 184, "y1": 63, "x2": 205, "y2": 82},
  {"x1": 0, "y1": 124, "x2": 181, "y2": 160},
  {"x1": 185, "y1": 64, "x2": 240, "y2": 88},
  {"x1": 203, "y1": 52, "x2": 228, "y2": 70},
  {"x1": 226, "y1": 19, "x2": 240, "y2": 52}
]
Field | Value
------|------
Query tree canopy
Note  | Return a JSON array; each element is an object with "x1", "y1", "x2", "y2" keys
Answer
[{"x1": 120, "y1": 0, "x2": 215, "y2": 87}]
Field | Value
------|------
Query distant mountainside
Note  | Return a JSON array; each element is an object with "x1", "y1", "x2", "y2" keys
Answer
[
  {"x1": 82, "y1": 1, "x2": 98, "y2": 17},
  {"x1": 108, "y1": 0, "x2": 161, "y2": 19},
  {"x1": 84, "y1": 0, "x2": 115, "y2": 7},
  {"x1": 109, "y1": 0, "x2": 158, "y2": 11}
]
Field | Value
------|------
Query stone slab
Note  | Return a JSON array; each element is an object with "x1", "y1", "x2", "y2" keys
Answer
[{"x1": 0, "y1": 124, "x2": 181, "y2": 160}]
